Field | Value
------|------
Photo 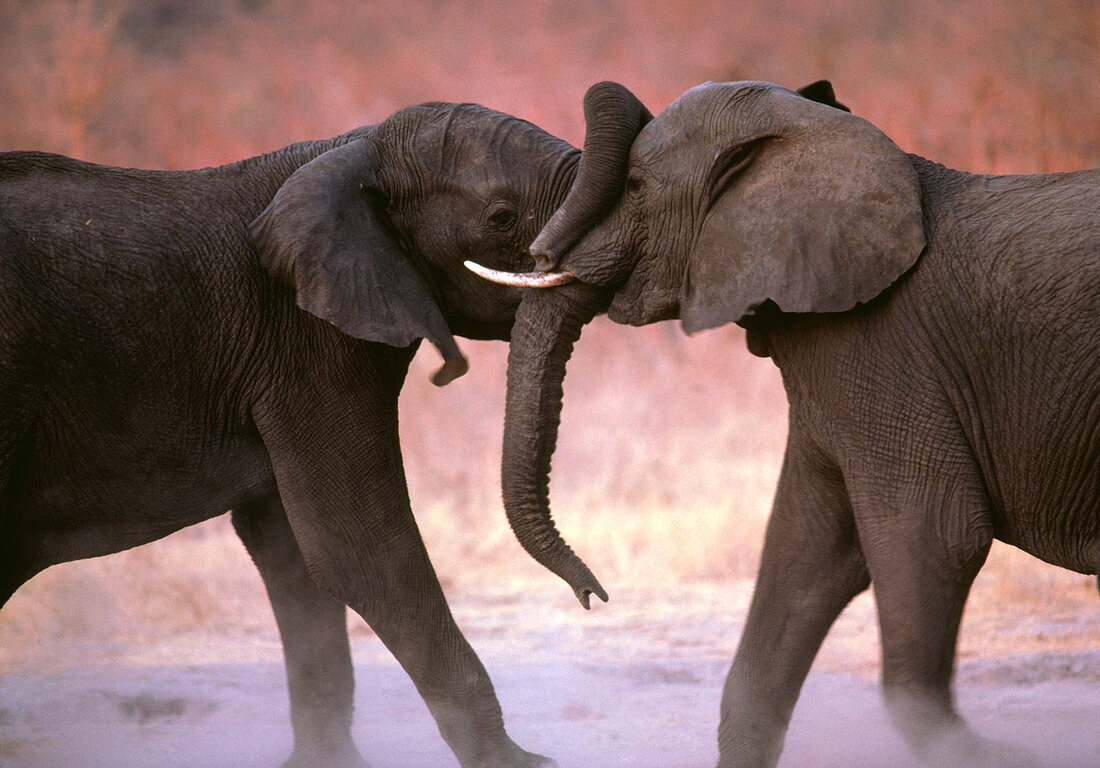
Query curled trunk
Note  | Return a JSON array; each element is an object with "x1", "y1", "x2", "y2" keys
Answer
[
  {"x1": 502, "y1": 81, "x2": 649, "y2": 607},
  {"x1": 529, "y1": 82, "x2": 652, "y2": 271},
  {"x1": 501, "y1": 282, "x2": 611, "y2": 608}
]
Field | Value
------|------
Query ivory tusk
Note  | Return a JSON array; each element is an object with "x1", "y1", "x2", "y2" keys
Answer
[{"x1": 464, "y1": 260, "x2": 575, "y2": 288}]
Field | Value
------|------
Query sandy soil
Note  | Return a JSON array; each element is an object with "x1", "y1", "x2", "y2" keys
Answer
[{"x1": 2, "y1": 581, "x2": 1097, "y2": 768}]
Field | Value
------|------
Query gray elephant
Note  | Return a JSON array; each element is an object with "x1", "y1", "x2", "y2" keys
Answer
[
  {"x1": 471, "y1": 80, "x2": 1100, "y2": 767},
  {"x1": 0, "y1": 101, "x2": 582, "y2": 768}
]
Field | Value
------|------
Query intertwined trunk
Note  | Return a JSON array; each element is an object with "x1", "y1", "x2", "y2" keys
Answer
[
  {"x1": 500, "y1": 82, "x2": 650, "y2": 606},
  {"x1": 501, "y1": 282, "x2": 611, "y2": 607},
  {"x1": 529, "y1": 82, "x2": 652, "y2": 272}
]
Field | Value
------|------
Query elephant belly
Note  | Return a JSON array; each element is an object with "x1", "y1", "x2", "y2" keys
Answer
[
  {"x1": 982, "y1": 416, "x2": 1100, "y2": 576},
  {"x1": 995, "y1": 502, "x2": 1100, "y2": 576},
  {"x1": 1, "y1": 429, "x2": 276, "y2": 577}
]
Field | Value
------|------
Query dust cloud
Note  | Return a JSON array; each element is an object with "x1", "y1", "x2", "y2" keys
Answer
[{"x1": 2, "y1": 585, "x2": 1097, "y2": 768}]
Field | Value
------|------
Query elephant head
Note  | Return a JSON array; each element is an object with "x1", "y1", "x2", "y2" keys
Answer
[
  {"x1": 250, "y1": 101, "x2": 581, "y2": 385},
  {"x1": 470, "y1": 80, "x2": 926, "y2": 605}
]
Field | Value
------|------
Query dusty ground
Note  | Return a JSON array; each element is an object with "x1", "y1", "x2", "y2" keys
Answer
[{"x1": 2, "y1": 576, "x2": 1097, "y2": 768}]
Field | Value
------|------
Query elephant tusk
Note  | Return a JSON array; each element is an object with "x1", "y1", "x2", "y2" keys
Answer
[{"x1": 464, "y1": 260, "x2": 575, "y2": 288}]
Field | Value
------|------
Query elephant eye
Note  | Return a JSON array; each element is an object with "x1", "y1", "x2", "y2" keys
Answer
[
  {"x1": 486, "y1": 204, "x2": 518, "y2": 231},
  {"x1": 626, "y1": 171, "x2": 646, "y2": 196}
]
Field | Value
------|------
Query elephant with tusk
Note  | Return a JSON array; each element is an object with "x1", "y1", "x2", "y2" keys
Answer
[
  {"x1": 0, "y1": 99, "x2": 586, "y2": 768},
  {"x1": 471, "y1": 79, "x2": 1099, "y2": 768}
]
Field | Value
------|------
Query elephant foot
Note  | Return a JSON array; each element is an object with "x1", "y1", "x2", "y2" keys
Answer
[
  {"x1": 279, "y1": 740, "x2": 370, "y2": 768},
  {"x1": 429, "y1": 696, "x2": 554, "y2": 768},
  {"x1": 922, "y1": 727, "x2": 1039, "y2": 768},
  {"x1": 885, "y1": 687, "x2": 1039, "y2": 768},
  {"x1": 472, "y1": 742, "x2": 555, "y2": 768}
]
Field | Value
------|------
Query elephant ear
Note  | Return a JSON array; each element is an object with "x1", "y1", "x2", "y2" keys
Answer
[
  {"x1": 250, "y1": 138, "x2": 467, "y2": 385},
  {"x1": 796, "y1": 79, "x2": 850, "y2": 112},
  {"x1": 680, "y1": 85, "x2": 925, "y2": 335}
]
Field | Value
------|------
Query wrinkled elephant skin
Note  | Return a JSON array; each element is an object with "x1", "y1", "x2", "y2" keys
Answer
[
  {"x1": 489, "y1": 79, "x2": 1100, "y2": 768},
  {"x1": 0, "y1": 101, "x2": 579, "y2": 768}
]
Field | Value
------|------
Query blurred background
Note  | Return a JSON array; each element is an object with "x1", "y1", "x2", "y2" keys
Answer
[{"x1": 1, "y1": 0, "x2": 1097, "y2": 654}]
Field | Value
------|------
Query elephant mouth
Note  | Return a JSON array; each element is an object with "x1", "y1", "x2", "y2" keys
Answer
[{"x1": 464, "y1": 260, "x2": 576, "y2": 288}]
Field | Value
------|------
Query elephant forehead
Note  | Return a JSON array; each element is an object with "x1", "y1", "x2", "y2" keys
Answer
[
  {"x1": 402, "y1": 103, "x2": 565, "y2": 169},
  {"x1": 635, "y1": 81, "x2": 785, "y2": 163},
  {"x1": 404, "y1": 113, "x2": 570, "y2": 205},
  {"x1": 665, "y1": 81, "x2": 782, "y2": 126}
]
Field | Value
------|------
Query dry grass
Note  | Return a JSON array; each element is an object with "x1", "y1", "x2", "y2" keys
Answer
[
  {"x1": 400, "y1": 321, "x2": 788, "y2": 590},
  {"x1": 0, "y1": 0, "x2": 1097, "y2": 648}
]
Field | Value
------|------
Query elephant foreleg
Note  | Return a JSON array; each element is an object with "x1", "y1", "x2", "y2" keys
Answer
[
  {"x1": 850, "y1": 464, "x2": 1038, "y2": 767},
  {"x1": 718, "y1": 444, "x2": 870, "y2": 768},
  {"x1": 231, "y1": 495, "x2": 365, "y2": 768},
  {"x1": 255, "y1": 391, "x2": 549, "y2": 768}
]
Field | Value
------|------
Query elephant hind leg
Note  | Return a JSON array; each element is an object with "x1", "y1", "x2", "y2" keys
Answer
[
  {"x1": 0, "y1": 430, "x2": 32, "y2": 608},
  {"x1": 0, "y1": 567, "x2": 22, "y2": 609},
  {"x1": 231, "y1": 495, "x2": 366, "y2": 768},
  {"x1": 1093, "y1": 539, "x2": 1100, "y2": 594},
  {"x1": 0, "y1": 537, "x2": 40, "y2": 611}
]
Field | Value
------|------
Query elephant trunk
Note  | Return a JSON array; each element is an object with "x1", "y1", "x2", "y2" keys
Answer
[
  {"x1": 502, "y1": 281, "x2": 611, "y2": 608},
  {"x1": 499, "y1": 82, "x2": 650, "y2": 608},
  {"x1": 529, "y1": 81, "x2": 652, "y2": 271}
]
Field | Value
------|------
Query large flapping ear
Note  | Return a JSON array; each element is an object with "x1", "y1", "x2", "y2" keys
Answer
[
  {"x1": 680, "y1": 84, "x2": 925, "y2": 335},
  {"x1": 251, "y1": 138, "x2": 467, "y2": 385}
]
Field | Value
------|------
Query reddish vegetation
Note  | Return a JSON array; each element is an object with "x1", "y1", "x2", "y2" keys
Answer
[
  {"x1": 4, "y1": 0, "x2": 1098, "y2": 171},
  {"x1": 1, "y1": 0, "x2": 1097, "y2": 598}
]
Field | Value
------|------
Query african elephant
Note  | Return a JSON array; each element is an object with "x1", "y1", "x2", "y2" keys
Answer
[
  {"x1": 471, "y1": 80, "x2": 1100, "y2": 767},
  {"x1": 0, "y1": 101, "x2": 581, "y2": 768}
]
